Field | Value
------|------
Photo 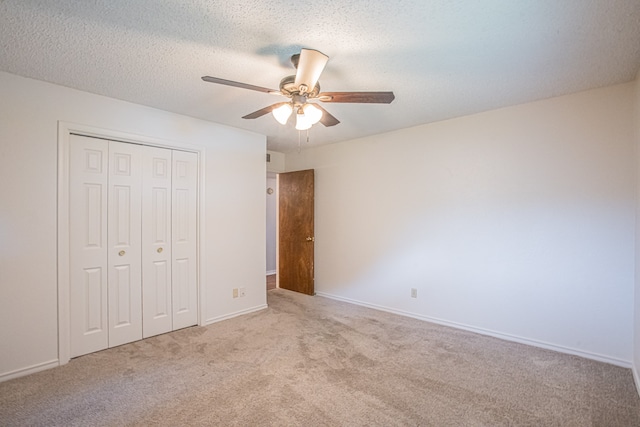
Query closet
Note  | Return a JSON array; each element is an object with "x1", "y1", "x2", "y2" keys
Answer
[{"x1": 68, "y1": 134, "x2": 198, "y2": 358}]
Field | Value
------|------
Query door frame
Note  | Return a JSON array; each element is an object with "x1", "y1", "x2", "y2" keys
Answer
[
  {"x1": 57, "y1": 121, "x2": 206, "y2": 365},
  {"x1": 275, "y1": 173, "x2": 280, "y2": 289}
]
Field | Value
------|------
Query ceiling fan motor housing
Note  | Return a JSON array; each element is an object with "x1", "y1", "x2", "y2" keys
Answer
[
  {"x1": 292, "y1": 94, "x2": 308, "y2": 110},
  {"x1": 279, "y1": 75, "x2": 320, "y2": 98}
]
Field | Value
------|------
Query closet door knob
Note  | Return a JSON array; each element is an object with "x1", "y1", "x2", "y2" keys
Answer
[
  {"x1": 157, "y1": 247, "x2": 163, "y2": 253},
  {"x1": 118, "y1": 250, "x2": 125, "y2": 256}
]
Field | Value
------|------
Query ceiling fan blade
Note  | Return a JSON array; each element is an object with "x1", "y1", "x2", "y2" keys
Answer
[
  {"x1": 293, "y1": 49, "x2": 329, "y2": 92},
  {"x1": 202, "y1": 76, "x2": 277, "y2": 94},
  {"x1": 242, "y1": 103, "x2": 288, "y2": 119},
  {"x1": 314, "y1": 104, "x2": 340, "y2": 127},
  {"x1": 318, "y1": 91, "x2": 395, "y2": 104}
]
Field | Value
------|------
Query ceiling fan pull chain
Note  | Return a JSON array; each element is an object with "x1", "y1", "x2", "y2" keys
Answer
[
  {"x1": 298, "y1": 130, "x2": 302, "y2": 153},
  {"x1": 306, "y1": 129, "x2": 310, "y2": 144}
]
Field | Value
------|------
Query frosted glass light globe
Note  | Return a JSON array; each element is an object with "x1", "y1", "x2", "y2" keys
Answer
[
  {"x1": 303, "y1": 104, "x2": 323, "y2": 125},
  {"x1": 272, "y1": 103, "x2": 293, "y2": 124},
  {"x1": 295, "y1": 110, "x2": 313, "y2": 130}
]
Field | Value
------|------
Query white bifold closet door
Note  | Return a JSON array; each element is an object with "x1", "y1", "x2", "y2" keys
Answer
[
  {"x1": 108, "y1": 141, "x2": 143, "y2": 347},
  {"x1": 69, "y1": 134, "x2": 197, "y2": 358},
  {"x1": 141, "y1": 146, "x2": 173, "y2": 338},
  {"x1": 69, "y1": 136, "x2": 110, "y2": 357},
  {"x1": 171, "y1": 150, "x2": 198, "y2": 330}
]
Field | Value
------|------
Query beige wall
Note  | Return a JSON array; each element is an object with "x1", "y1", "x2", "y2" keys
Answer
[
  {"x1": 267, "y1": 150, "x2": 285, "y2": 173},
  {"x1": 287, "y1": 82, "x2": 636, "y2": 365}
]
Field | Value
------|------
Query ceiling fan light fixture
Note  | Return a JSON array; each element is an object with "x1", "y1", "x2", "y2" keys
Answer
[
  {"x1": 272, "y1": 103, "x2": 293, "y2": 124},
  {"x1": 295, "y1": 109, "x2": 313, "y2": 131},
  {"x1": 202, "y1": 48, "x2": 394, "y2": 136},
  {"x1": 303, "y1": 103, "x2": 323, "y2": 125}
]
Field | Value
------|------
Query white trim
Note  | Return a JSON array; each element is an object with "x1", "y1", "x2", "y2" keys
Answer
[
  {"x1": 275, "y1": 174, "x2": 280, "y2": 289},
  {"x1": 0, "y1": 359, "x2": 59, "y2": 383},
  {"x1": 195, "y1": 141, "x2": 206, "y2": 328},
  {"x1": 633, "y1": 365, "x2": 640, "y2": 398},
  {"x1": 57, "y1": 122, "x2": 71, "y2": 365},
  {"x1": 316, "y1": 291, "x2": 632, "y2": 368},
  {"x1": 204, "y1": 304, "x2": 268, "y2": 325},
  {"x1": 266, "y1": 270, "x2": 276, "y2": 276},
  {"x1": 57, "y1": 121, "x2": 205, "y2": 366},
  {"x1": 61, "y1": 122, "x2": 204, "y2": 152}
]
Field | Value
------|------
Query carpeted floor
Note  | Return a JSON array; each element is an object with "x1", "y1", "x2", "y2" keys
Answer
[
  {"x1": 1, "y1": 289, "x2": 639, "y2": 426},
  {"x1": 267, "y1": 274, "x2": 276, "y2": 290}
]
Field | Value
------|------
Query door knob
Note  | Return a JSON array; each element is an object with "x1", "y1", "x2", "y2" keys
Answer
[
  {"x1": 157, "y1": 247, "x2": 163, "y2": 253},
  {"x1": 306, "y1": 236, "x2": 314, "y2": 242},
  {"x1": 118, "y1": 250, "x2": 125, "y2": 256}
]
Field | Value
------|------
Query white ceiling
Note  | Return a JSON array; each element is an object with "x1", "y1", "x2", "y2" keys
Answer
[{"x1": 1, "y1": 1, "x2": 639, "y2": 153}]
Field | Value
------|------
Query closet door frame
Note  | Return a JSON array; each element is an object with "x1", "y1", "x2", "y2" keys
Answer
[{"x1": 57, "y1": 121, "x2": 205, "y2": 366}]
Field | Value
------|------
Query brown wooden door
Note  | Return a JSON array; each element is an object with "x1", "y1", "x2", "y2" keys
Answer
[{"x1": 278, "y1": 169, "x2": 314, "y2": 295}]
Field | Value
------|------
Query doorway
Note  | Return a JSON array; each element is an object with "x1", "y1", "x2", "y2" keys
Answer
[
  {"x1": 265, "y1": 169, "x2": 315, "y2": 295},
  {"x1": 266, "y1": 172, "x2": 277, "y2": 290}
]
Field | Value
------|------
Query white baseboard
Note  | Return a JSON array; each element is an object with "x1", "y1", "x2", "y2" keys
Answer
[
  {"x1": 633, "y1": 365, "x2": 640, "y2": 398},
  {"x1": 316, "y1": 292, "x2": 632, "y2": 369},
  {"x1": 266, "y1": 270, "x2": 276, "y2": 276},
  {"x1": 0, "y1": 359, "x2": 59, "y2": 383},
  {"x1": 204, "y1": 304, "x2": 268, "y2": 326}
]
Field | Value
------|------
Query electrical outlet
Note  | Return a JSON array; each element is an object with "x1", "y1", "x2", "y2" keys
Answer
[
  {"x1": 411, "y1": 288, "x2": 418, "y2": 298},
  {"x1": 239, "y1": 287, "x2": 246, "y2": 298},
  {"x1": 232, "y1": 288, "x2": 238, "y2": 298}
]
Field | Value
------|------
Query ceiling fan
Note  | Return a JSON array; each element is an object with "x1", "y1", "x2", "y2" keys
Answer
[{"x1": 202, "y1": 48, "x2": 395, "y2": 131}]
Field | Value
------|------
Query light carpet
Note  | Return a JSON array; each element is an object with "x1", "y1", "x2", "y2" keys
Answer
[{"x1": 1, "y1": 289, "x2": 639, "y2": 426}]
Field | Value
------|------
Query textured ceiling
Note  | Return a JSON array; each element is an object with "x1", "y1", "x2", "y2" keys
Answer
[{"x1": 1, "y1": 1, "x2": 639, "y2": 153}]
